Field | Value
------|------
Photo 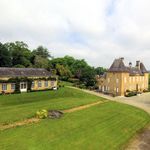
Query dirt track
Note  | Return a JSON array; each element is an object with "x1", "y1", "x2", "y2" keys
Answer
[{"x1": 0, "y1": 101, "x2": 105, "y2": 131}]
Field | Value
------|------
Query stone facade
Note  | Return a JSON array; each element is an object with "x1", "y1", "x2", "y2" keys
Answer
[
  {"x1": 97, "y1": 58, "x2": 149, "y2": 96},
  {"x1": 0, "y1": 68, "x2": 57, "y2": 94}
]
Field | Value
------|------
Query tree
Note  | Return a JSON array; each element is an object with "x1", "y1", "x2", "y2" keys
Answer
[
  {"x1": 71, "y1": 59, "x2": 89, "y2": 78},
  {"x1": 0, "y1": 42, "x2": 11, "y2": 67},
  {"x1": 4, "y1": 41, "x2": 32, "y2": 67},
  {"x1": 77, "y1": 66, "x2": 96, "y2": 87},
  {"x1": 56, "y1": 64, "x2": 72, "y2": 80},
  {"x1": 32, "y1": 46, "x2": 51, "y2": 59},
  {"x1": 95, "y1": 67, "x2": 107, "y2": 75},
  {"x1": 33, "y1": 55, "x2": 49, "y2": 68}
]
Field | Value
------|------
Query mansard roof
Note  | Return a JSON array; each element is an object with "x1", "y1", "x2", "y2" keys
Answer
[
  {"x1": 108, "y1": 58, "x2": 148, "y2": 75},
  {"x1": 0, "y1": 68, "x2": 51, "y2": 77}
]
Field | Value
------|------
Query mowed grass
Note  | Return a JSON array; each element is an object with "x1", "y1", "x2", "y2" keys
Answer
[
  {"x1": 0, "y1": 87, "x2": 104, "y2": 124},
  {"x1": 0, "y1": 102, "x2": 150, "y2": 150}
]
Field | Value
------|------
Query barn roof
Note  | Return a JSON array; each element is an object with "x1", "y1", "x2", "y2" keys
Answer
[{"x1": 0, "y1": 68, "x2": 51, "y2": 77}]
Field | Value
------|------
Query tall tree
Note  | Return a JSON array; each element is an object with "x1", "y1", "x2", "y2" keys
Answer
[
  {"x1": 4, "y1": 41, "x2": 32, "y2": 67},
  {"x1": 33, "y1": 55, "x2": 49, "y2": 68},
  {"x1": 71, "y1": 59, "x2": 88, "y2": 78},
  {"x1": 0, "y1": 42, "x2": 11, "y2": 67},
  {"x1": 32, "y1": 46, "x2": 51, "y2": 59},
  {"x1": 56, "y1": 64, "x2": 72, "y2": 80}
]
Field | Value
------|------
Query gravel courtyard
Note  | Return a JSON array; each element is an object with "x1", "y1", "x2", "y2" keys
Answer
[{"x1": 115, "y1": 92, "x2": 150, "y2": 114}]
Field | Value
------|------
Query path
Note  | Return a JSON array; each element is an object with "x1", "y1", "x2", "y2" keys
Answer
[
  {"x1": 63, "y1": 101, "x2": 103, "y2": 113},
  {"x1": 0, "y1": 118, "x2": 40, "y2": 131},
  {"x1": 0, "y1": 101, "x2": 105, "y2": 131}
]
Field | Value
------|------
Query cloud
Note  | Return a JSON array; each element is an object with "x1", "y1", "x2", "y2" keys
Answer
[{"x1": 0, "y1": 0, "x2": 150, "y2": 69}]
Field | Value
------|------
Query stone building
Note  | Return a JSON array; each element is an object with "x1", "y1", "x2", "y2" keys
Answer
[
  {"x1": 0, "y1": 68, "x2": 57, "y2": 94},
  {"x1": 97, "y1": 58, "x2": 149, "y2": 96}
]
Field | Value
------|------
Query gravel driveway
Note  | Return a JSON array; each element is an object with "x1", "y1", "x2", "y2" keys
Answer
[
  {"x1": 69, "y1": 86, "x2": 150, "y2": 114},
  {"x1": 115, "y1": 92, "x2": 150, "y2": 114}
]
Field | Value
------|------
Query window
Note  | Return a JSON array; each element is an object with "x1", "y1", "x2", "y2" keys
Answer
[
  {"x1": 45, "y1": 81, "x2": 48, "y2": 87},
  {"x1": 31, "y1": 81, "x2": 35, "y2": 88},
  {"x1": 2, "y1": 84, "x2": 7, "y2": 91},
  {"x1": 11, "y1": 83, "x2": 15, "y2": 90},
  {"x1": 143, "y1": 76, "x2": 144, "y2": 81},
  {"x1": 114, "y1": 87, "x2": 116, "y2": 91},
  {"x1": 107, "y1": 87, "x2": 109, "y2": 91},
  {"x1": 124, "y1": 77, "x2": 127, "y2": 83},
  {"x1": 51, "y1": 81, "x2": 54, "y2": 87},
  {"x1": 116, "y1": 78, "x2": 119, "y2": 83},
  {"x1": 129, "y1": 77, "x2": 131, "y2": 83},
  {"x1": 108, "y1": 78, "x2": 110, "y2": 83},
  {"x1": 142, "y1": 84, "x2": 144, "y2": 88},
  {"x1": 106, "y1": 86, "x2": 107, "y2": 91},
  {"x1": 116, "y1": 88, "x2": 119, "y2": 93},
  {"x1": 38, "y1": 81, "x2": 42, "y2": 88},
  {"x1": 136, "y1": 77, "x2": 138, "y2": 82},
  {"x1": 133, "y1": 77, "x2": 135, "y2": 82},
  {"x1": 20, "y1": 82, "x2": 27, "y2": 89}
]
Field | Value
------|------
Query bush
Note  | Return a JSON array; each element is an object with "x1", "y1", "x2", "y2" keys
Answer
[
  {"x1": 58, "y1": 82, "x2": 64, "y2": 87},
  {"x1": 143, "y1": 89, "x2": 149, "y2": 93},
  {"x1": 78, "y1": 84, "x2": 86, "y2": 89},
  {"x1": 36, "y1": 109, "x2": 48, "y2": 119},
  {"x1": 68, "y1": 78, "x2": 80, "y2": 83}
]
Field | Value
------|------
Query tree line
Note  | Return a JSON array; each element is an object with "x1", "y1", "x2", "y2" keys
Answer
[{"x1": 0, "y1": 41, "x2": 107, "y2": 87}]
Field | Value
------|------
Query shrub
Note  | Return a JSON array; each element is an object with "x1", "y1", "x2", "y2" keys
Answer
[
  {"x1": 143, "y1": 89, "x2": 149, "y2": 93},
  {"x1": 68, "y1": 78, "x2": 80, "y2": 83},
  {"x1": 58, "y1": 82, "x2": 64, "y2": 87},
  {"x1": 36, "y1": 109, "x2": 48, "y2": 119}
]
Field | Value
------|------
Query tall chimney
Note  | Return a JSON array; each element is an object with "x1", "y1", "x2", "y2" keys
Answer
[
  {"x1": 129, "y1": 62, "x2": 132, "y2": 68},
  {"x1": 136, "y1": 61, "x2": 140, "y2": 69},
  {"x1": 120, "y1": 57, "x2": 124, "y2": 61}
]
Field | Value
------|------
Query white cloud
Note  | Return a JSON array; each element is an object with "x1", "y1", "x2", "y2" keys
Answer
[{"x1": 0, "y1": 0, "x2": 150, "y2": 69}]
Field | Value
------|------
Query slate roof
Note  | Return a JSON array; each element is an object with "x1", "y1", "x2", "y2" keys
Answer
[
  {"x1": 0, "y1": 68, "x2": 51, "y2": 77},
  {"x1": 108, "y1": 58, "x2": 128, "y2": 72},
  {"x1": 108, "y1": 58, "x2": 148, "y2": 75}
]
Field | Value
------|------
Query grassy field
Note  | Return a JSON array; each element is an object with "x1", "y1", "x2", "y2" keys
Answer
[
  {"x1": 0, "y1": 87, "x2": 103, "y2": 124},
  {"x1": 0, "y1": 87, "x2": 150, "y2": 150}
]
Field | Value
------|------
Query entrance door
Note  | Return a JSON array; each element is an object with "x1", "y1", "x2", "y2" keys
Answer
[{"x1": 20, "y1": 82, "x2": 27, "y2": 92}]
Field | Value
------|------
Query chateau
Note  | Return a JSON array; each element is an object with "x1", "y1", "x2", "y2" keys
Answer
[
  {"x1": 0, "y1": 68, "x2": 57, "y2": 94},
  {"x1": 97, "y1": 58, "x2": 149, "y2": 96}
]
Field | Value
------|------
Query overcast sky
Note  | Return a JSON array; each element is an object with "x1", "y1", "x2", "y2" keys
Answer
[{"x1": 0, "y1": 0, "x2": 150, "y2": 69}]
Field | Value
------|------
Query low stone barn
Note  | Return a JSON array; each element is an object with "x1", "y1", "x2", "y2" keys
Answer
[{"x1": 0, "y1": 68, "x2": 57, "y2": 94}]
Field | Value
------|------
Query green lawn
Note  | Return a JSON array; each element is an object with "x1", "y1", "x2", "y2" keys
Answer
[
  {"x1": 0, "y1": 87, "x2": 150, "y2": 150},
  {"x1": 0, "y1": 102, "x2": 150, "y2": 150},
  {"x1": 0, "y1": 87, "x2": 104, "y2": 124}
]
